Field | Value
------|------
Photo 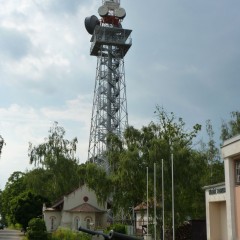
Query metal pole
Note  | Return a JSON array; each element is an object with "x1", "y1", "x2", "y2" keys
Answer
[
  {"x1": 147, "y1": 167, "x2": 149, "y2": 237},
  {"x1": 162, "y1": 159, "x2": 164, "y2": 240},
  {"x1": 171, "y1": 153, "x2": 175, "y2": 240},
  {"x1": 132, "y1": 206, "x2": 135, "y2": 235},
  {"x1": 154, "y1": 163, "x2": 156, "y2": 240}
]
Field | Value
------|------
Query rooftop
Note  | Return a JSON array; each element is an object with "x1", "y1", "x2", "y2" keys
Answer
[{"x1": 222, "y1": 134, "x2": 240, "y2": 148}]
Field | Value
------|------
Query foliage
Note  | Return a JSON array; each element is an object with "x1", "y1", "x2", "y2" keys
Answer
[
  {"x1": 77, "y1": 164, "x2": 88, "y2": 186},
  {"x1": 23, "y1": 168, "x2": 54, "y2": 200},
  {"x1": 107, "y1": 223, "x2": 126, "y2": 234},
  {"x1": 199, "y1": 120, "x2": 224, "y2": 185},
  {"x1": 221, "y1": 111, "x2": 240, "y2": 141},
  {"x1": 26, "y1": 218, "x2": 48, "y2": 240},
  {"x1": 51, "y1": 228, "x2": 91, "y2": 240},
  {"x1": 28, "y1": 122, "x2": 80, "y2": 201},
  {"x1": 0, "y1": 171, "x2": 27, "y2": 225},
  {"x1": 2, "y1": 108, "x2": 236, "y2": 238},
  {"x1": 84, "y1": 162, "x2": 112, "y2": 206},
  {"x1": 83, "y1": 106, "x2": 206, "y2": 233},
  {"x1": 0, "y1": 123, "x2": 80, "y2": 228},
  {"x1": 10, "y1": 191, "x2": 47, "y2": 231},
  {"x1": 0, "y1": 189, "x2": 3, "y2": 223}
]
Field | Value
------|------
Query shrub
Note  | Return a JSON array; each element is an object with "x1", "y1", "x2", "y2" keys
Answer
[
  {"x1": 108, "y1": 223, "x2": 126, "y2": 234},
  {"x1": 26, "y1": 218, "x2": 48, "y2": 240},
  {"x1": 51, "y1": 228, "x2": 91, "y2": 240}
]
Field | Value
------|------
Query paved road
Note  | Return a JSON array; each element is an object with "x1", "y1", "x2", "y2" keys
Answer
[{"x1": 0, "y1": 229, "x2": 24, "y2": 240}]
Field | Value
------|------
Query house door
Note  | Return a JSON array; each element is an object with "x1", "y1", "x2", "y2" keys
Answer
[{"x1": 86, "y1": 218, "x2": 90, "y2": 229}]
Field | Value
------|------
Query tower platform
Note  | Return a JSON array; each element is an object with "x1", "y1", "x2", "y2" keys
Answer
[{"x1": 90, "y1": 25, "x2": 132, "y2": 58}]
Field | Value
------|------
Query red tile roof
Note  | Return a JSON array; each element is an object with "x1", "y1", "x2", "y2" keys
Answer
[
  {"x1": 68, "y1": 203, "x2": 106, "y2": 213},
  {"x1": 134, "y1": 202, "x2": 147, "y2": 211}
]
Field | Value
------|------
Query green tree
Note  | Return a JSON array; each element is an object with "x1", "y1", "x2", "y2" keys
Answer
[
  {"x1": 0, "y1": 190, "x2": 3, "y2": 224},
  {"x1": 27, "y1": 218, "x2": 48, "y2": 240},
  {"x1": 28, "y1": 122, "x2": 80, "y2": 201},
  {"x1": 23, "y1": 168, "x2": 53, "y2": 200},
  {"x1": 84, "y1": 107, "x2": 205, "y2": 233},
  {"x1": 0, "y1": 172, "x2": 26, "y2": 225},
  {"x1": 200, "y1": 120, "x2": 224, "y2": 185},
  {"x1": 10, "y1": 191, "x2": 46, "y2": 231},
  {"x1": 221, "y1": 111, "x2": 240, "y2": 141},
  {"x1": 85, "y1": 162, "x2": 111, "y2": 206}
]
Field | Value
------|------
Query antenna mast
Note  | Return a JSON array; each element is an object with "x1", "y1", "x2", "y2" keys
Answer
[{"x1": 85, "y1": 0, "x2": 132, "y2": 170}]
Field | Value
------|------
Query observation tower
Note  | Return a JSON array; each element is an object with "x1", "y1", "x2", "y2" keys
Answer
[{"x1": 85, "y1": 0, "x2": 132, "y2": 170}]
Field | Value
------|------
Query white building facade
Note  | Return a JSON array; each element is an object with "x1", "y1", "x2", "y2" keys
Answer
[
  {"x1": 204, "y1": 135, "x2": 240, "y2": 240},
  {"x1": 43, "y1": 185, "x2": 108, "y2": 232}
]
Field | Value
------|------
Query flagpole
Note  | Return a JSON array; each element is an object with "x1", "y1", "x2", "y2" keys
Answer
[
  {"x1": 154, "y1": 163, "x2": 156, "y2": 240},
  {"x1": 172, "y1": 152, "x2": 175, "y2": 240},
  {"x1": 162, "y1": 159, "x2": 164, "y2": 240},
  {"x1": 146, "y1": 167, "x2": 149, "y2": 237}
]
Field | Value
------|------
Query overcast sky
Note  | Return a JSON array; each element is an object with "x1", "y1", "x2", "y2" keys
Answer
[{"x1": 0, "y1": 0, "x2": 239, "y2": 189}]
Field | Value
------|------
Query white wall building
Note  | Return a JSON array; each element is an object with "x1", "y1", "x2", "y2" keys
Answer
[
  {"x1": 204, "y1": 135, "x2": 240, "y2": 240},
  {"x1": 134, "y1": 202, "x2": 148, "y2": 234},
  {"x1": 43, "y1": 185, "x2": 108, "y2": 232}
]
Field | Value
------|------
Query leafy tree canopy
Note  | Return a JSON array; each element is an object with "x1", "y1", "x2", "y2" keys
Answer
[
  {"x1": 221, "y1": 111, "x2": 240, "y2": 141},
  {"x1": 28, "y1": 121, "x2": 78, "y2": 168},
  {"x1": 10, "y1": 191, "x2": 47, "y2": 230},
  {"x1": 0, "y1": 171, "x2": 27, "y2": 225},
  {"x1": 200, "y1": 120, "x2": 224, "y2": 185},
  {"x1": 84, "y1": 107, "x2": 207, "y2": 228},
  {"x1": 28, "y1": 122, "x2": 80, "y2": 201}
]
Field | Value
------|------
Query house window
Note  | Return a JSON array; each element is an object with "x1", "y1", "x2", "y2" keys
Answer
[
  {"x1": 75, "y1": 217, "x2": 80, "y2": 230},
  {"x1": 50, "y1": 216, "x2": 56, "y2": 230},
  {"x1": 86, "y1": 219, "x2": 90, "y2": 229},
  {"x1": 236, "y1": 160, "x2": 240, "y2": 184}
]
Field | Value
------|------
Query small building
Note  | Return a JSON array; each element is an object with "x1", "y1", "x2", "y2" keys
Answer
[
  {"x1": 204, "y1": 135, "x2": 240, "y2": 240},
  {"x1": 134, "y1": 202, "x2": 148, "y2": 235},
  {"x1": 134, "y1": 202, "x2": 156, "y2": 239},
  {"x1": 43, "y1": 185, "x2": 108, "y2": 232}
]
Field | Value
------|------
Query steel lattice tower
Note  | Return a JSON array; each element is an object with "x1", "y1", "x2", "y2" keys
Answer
[{"x1": 85, "y1": 0, "x2": 132, "y2": 170}]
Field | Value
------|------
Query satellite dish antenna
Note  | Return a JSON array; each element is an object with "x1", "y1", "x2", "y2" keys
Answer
[
  {"x1": 98, "y1": 5, "x2": 108, "y2": 17},
  {"x1": 115, "y1": 8, "x2": 126, "y2": 19},
  {"x1": 85, "y1": 15, "x2": 100, "y2": 35}
]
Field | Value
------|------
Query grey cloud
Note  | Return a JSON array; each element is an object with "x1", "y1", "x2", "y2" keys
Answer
[{"x1": 0, "y1": 27, "x2": 31, "y2": 59}]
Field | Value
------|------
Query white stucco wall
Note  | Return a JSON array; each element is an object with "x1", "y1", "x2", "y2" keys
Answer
[
  {"x1": 135, "y1": 211, "x2": 148, "y2": 230},
  {"x1": 63, "y1": 185, "x2": 107, "y2": 211},
  {"x1": 224, "y1": 157, "x2": 236, "y2": 239},
  {"x1": 204, "y1": 183, "x2": 226, "y2": 240},
  {"x1": 222, "y1": 135, "x2": 240, "y2": 240},
  {"x1": 43, "y1": 211, "x2": 61, "y2": 232},
  {"x1": 209, "y1": 201, "x2": 227, "y2": 240},
  {"x1": 222, "y1": 135, "x2": 240, "y2": 160}
]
